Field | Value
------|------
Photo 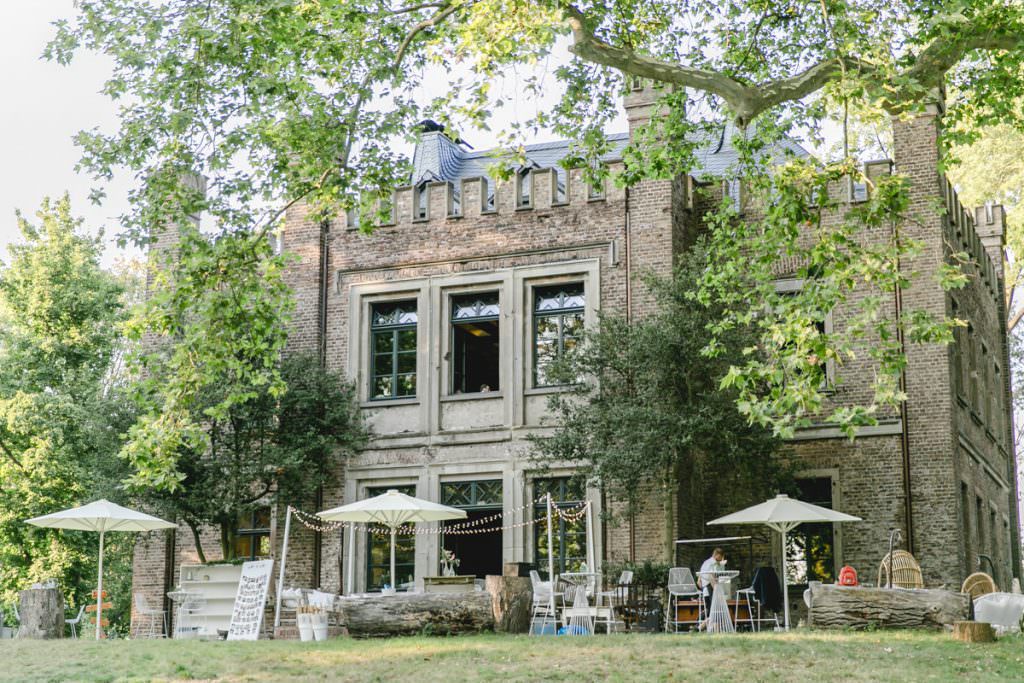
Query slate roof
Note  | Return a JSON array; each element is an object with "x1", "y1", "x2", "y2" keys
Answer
[{"x1": 410, "y1": 125, "x2": 813, "y2": 186}]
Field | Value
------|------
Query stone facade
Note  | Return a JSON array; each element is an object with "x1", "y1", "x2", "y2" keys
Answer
[{"x1": 132, "y1": 86, "x2": 1020, "y2": 631}]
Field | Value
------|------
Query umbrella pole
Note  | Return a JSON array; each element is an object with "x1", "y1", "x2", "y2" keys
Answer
[
  {"x1": 546, "y1": 494, "x2": 556, "y2": 627},
  {"x1": 96, "y1": 530, "x2": 105, "y2": 641},
  {"x1": 390, "y1": 526, "x2": 397, "y2": 591},
  {"x1": 779, "y1": 525, "x2": 789, "y2": 631},
  {"x1": 274, "y1": 506, "x2": 292, "y2": 630},
  {"x1": 347, "y1": 522, "x2": 355, "y2": 595}
]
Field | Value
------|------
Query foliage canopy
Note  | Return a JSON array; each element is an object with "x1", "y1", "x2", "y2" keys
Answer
[{"x1": 47, "y1": 0, "x2": 1024, "y2": 464}]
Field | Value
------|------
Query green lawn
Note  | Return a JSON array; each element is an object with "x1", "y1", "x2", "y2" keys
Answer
[{"x1": 2, "y1": 631, "x2": 1022, "y2": 682}]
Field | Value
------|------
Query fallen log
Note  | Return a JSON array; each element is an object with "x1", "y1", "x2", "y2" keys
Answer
[
  {"x1": 337, "y1": 592, "x2": 494, "y2": 636},
  {"x1": 16, "y1": 587, "x2": 64, "y2": 639},
  {"x1": 485, "y1": 575, "x2": 531, "y2": 634},
  {"x1": 808, "y1": 584, "x2": 969, "y2": 630}
]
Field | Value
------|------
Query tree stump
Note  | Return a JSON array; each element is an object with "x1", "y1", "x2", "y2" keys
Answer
[
  {"x1": 485, "y1": 575, "x2": 532, "y2": 633},
  {"x1": 16, "y1": 587, "x2": 64, "y2": 639},
  {"x1": 952, "y1": 621, "x2": 996, "y2": 643},
  {"x1": 807, "y1": 584, "x2": 969, "y2": 630},
  {"x1": 337, "y1": 592, "x2": 494, "y2": 637}
]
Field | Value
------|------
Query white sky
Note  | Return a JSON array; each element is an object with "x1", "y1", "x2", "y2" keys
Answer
[
  {"x1": 0, "y1": 6, "x2": 609, "y2": 269},
  {"x1": 0, "y1": 1, "x2": 135, "y2": 267}
]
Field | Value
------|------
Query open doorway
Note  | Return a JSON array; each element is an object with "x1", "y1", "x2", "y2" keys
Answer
[{"x1": 441, "y1": 479, "x2": 503, "y2": 578}]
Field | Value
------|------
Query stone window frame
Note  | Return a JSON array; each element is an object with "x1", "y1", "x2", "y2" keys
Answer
[
  {"x1": 363, "y1": 482, "x2": 418, "y2": 592},
  {"x1": 522, "y1": 263, "x2": 599, "y2": 395},
  {"x1": 773, "y1": 278, "x2": 836, "y2": 390},
  {"x1": 351, "y1": 281, "x2": 430, "y2": 407},
  {"x1": 441, "y1": 284, "x2": 505, "y2": 399},
  {"x1": 787, "y1": 468, "x2": 842, "y2": 586},
  {"x1": 526, "y1": 471, "x2": 601, "y2": 578}
]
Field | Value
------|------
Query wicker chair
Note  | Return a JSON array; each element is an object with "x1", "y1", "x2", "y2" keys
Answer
[
  {"x1": 961, "y1": 572, "x2": 997, "y2": 599},
  {"x1": 877, "y1": 550, "x2": 924, "y2": 589}
]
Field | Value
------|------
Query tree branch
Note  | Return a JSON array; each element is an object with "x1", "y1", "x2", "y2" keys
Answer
[{"x1": 563, "y1": 3, "x2": 1024, "y2": 125}]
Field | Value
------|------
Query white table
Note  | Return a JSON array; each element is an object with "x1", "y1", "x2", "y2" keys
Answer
[
  {"x1": 559, "y1": 572, "x2": 609, "y2": 635},
  {"x1": 699, "y1": 570, "x2": 740, "y2": 633},
  {"x1": 167, "y1": 589, "x2": 203, "y2": 639}
]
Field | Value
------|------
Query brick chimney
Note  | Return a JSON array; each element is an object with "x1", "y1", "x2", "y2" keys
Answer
[{"x1": 623, "y1": 78, "x2": 671, "y2": 139}]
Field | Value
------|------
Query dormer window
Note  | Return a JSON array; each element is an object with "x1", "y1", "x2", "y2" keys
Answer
[
  {"x1": 518, "y1": 169, "x2": 532, "y2": 208},
  {"x1": 415, "y1": 182, "x2": 429, "y2": 220}
]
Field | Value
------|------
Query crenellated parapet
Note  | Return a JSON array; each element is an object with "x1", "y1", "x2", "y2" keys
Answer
[
  {"x1": 345, "y1": 161, "x2": 633, "y2": 230},
  {"x1": 940, "y1": 175, "x2": 1004, "y2": 302}
]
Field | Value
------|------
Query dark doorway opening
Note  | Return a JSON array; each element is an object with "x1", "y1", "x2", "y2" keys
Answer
[
  {"x1": 443, "y1": 509, "x2": 503, "y2": 579},
  {"x1": 441, "y1": 479, "x2": 503, "y2": 578}
]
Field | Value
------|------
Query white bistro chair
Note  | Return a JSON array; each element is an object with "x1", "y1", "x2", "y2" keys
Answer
[
  {"x1": 595, "y1": 570, "x2": 633, "y2": 633},
  {"x1": 176, "y1": 593, "x2": 207, "y2": 639},
  {"x1": 133, "y1": 592, "x2": 167, "y2": 639},
  {"x1": 66, "y1": 605, "x2": 86, "y2": 639},
  {"x1": 666, "y1": 567, "x2": 703, "y2": 632},
  {"x1": 529, "y1": 570, "x2": 561, "y2": 635}
]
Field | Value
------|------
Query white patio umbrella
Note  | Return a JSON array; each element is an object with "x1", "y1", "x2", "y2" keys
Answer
[
  {"x1": 707, "y1": 494, "x2": 861, "y2": 630},
  {"x1": 318, "y1": 489, "x2": 466, "y2": 593},
  {"x1": 26, "y1": 499, "x2": 175, "y2": 639}
]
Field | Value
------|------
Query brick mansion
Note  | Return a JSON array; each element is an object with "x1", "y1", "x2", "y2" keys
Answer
[{"x1": 132, "y1": 84, "x2": 1021, "y2": 627}]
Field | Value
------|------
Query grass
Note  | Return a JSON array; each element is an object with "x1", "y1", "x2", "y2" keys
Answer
[{"x1": 2, "y1": 630, "x2": 1023, "y2": 682}]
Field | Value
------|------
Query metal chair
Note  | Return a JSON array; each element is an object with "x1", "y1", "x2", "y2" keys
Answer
[
  {"x1": 666, "y1": 567, "x2": 702, "y2": 632},
  {"x1": 66, "y1": 605, "x2": 86, "y2": 638},
  {"x1": 177, "y1": 593, "x2": 207, "y2": 639},
  {"x1": 595, "y1": 570, "x2": 632, "y2": 634},
  {"x1": 133, "y1": 592, "x2": 167, "y2": 639},
  {"x1": 529, "y1": 570, "x2": 560, "y2": 635}
]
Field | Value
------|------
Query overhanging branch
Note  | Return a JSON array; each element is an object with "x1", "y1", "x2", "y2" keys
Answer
[{"x1": 563, "y1": 3, "x2": 1024, "y2": 125}]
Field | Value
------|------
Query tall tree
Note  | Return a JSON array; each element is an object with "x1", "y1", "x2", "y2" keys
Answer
[
  {"x1": 0, "y1": 195, "x2": 133, "y2": 623},
  {"x1": 532, "y1": 248, "x2": 784, "y2": 561},
  {"x1": 47, "y1": 0, "x2": 1024, "y2": 452},
  {"x1": 130, "y1": 354, "x2": 366, "y2": 562}
]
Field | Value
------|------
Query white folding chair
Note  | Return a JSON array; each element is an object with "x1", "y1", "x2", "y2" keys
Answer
[
  {"x1": 66, "y1": 605, "x2": 86, "y2": 638},
  {"x1": 529, "y1": 570, "x2": 560, "y2": 635},
  {"x1": 666, "y1": 567, "x2": 703, "y2": 632},
  {"x1": 133, "y1": 592, "x2": 167, "y2": 639}
]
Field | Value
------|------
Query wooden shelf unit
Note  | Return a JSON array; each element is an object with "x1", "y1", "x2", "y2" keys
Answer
[{"x1": 176, "y1": 563, "x2": 243, "y2": 637}]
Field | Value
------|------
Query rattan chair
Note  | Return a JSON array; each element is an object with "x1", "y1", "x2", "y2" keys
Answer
[
  {"x1": 961, "y1": 572, "x2": 997, "y2": 599},
  {"x1": 877, "y1": 550, "x2": 924, "y2": 589}
]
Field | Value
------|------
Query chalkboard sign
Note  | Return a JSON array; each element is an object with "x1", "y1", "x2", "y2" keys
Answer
[{"x1": 227, "y1": 559, "x2": 274, "y2": 641}]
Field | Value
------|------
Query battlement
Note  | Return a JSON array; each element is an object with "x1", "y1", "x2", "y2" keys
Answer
[
  {"x1": 344, "y1": 161, "x2": 640, "y2": 231},
  {"x1": 940, "y1": 176, "x2": 1004, "y2": 300}
]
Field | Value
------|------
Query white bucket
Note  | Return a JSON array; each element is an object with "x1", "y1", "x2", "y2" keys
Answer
[
  {"x1": 311, "y1": 612, "x2": 329, "y2": 641},
  {"x1": 297, "y1": 613, "x2": 314, "y2": 642}
]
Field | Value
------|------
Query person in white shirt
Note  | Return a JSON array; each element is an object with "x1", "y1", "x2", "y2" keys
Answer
[{"x1": 698, "y1": 547, "x2": 726, "y2": 625}]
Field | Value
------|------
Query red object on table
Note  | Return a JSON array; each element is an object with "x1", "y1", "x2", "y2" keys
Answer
[{"x1": 838, "y1": 565, "x2": 859, "y2": 586}]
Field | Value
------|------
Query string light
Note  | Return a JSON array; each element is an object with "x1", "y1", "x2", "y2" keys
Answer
[{"x1": 287, "y1": 496, "x2": 591, "y2": 536}]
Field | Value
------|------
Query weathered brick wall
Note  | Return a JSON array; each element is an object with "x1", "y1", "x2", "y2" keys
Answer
[{"x1": 132, "y1": 92, "x2": 1021, "y2": 622}]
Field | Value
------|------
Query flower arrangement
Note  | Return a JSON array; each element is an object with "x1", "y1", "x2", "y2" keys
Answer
[{"x1": 441, "y1": 549, "x2": 461, "y2": 576}]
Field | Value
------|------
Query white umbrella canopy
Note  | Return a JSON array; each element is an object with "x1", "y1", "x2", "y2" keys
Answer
[
  {"x1": 707, "y1": 494, "x2": 862, "y2": 629},
  {"x1": 26, "y1": 499, "x2": 175, "y2": 639},
  {"x1": 318, "y1": 489, "x2": 466, "y2": 592}
]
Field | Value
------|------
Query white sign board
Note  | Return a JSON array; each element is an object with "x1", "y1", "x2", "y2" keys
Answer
[{"x1": 227, "y1": 559, "x2": 274, "y2": 641}]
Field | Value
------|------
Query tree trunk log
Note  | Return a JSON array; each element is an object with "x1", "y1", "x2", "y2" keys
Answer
[
  {"x1": 808, "y1": 584, "x2": 969, "y2": 630},
  {"x1": 337, "y1": 592, "x2": 494, "y2": 637},
  {"x1": 485, "y1": 575, "x2": 531, "y2": 634},
  {"x1": 952, "y1": 621, "x2": 996, "y2": 643},
  {"x1": 16, "y1": 587, "x2": 64, "y2": 639}
]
